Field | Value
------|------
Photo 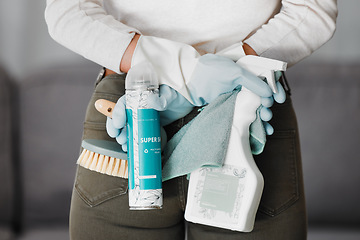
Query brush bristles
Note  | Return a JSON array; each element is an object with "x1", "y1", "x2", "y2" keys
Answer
[{"x1": 77, "y1": 149, "x2": 128, "y2": 178}]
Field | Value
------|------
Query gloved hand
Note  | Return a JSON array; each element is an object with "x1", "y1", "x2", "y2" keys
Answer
[
  {"x1": 131, "y1": 36, "x2": 274, "y2": 105},
  {"x1": 258, "y1": 80, "x2": 286, "y2": 135},
  {"x1": 110, "y1": 36, "x2": 287, "y2": 144},
  {"x1": 147, "y1": 84, "x2": 194, "y2": 126},
  {"x1": 234, "y1": 55, "x2": 287, "y2": 135},
  {"x1": 106, "y1": 85, "x2": 194, "y2": 150},
  {"x1": 188, "y1": 54, "x2": 288, "y2": 135},
  {"x1": 106, "y1": 74, "x2": 284, "y2": 150},
  {"x1": 187, "y1": 54, "x2": 273, "y2": 106},
  {"x1": 131, "y1": 36, "x2": 282, "y2": 136},
  {"x1": 146, "y1": 54, "x2": 283, "y2": 128}
]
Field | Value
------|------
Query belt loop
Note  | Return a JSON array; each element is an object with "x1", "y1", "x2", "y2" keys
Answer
[
  {"x1": 94, "y1": 67, "x2": 106, "y2": 87},
  {"x1": 280, "y1": 71, "x2": 291, "y2": 96}
]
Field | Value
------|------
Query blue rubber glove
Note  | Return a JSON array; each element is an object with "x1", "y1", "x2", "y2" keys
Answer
[
  {"x1": 106, "y1": 86, "x2": 193, "y2": 151},
  {"x1": 258, "y1": 77, "x2": 287, "y2": 135},
  {"x1": 147, "y1": 84, "x2": 194, "y2": 126},
  {"x1": 107, "y1": 55, "x2": 287, "y2": 146},
  {"x1": 187, "y1": 54, "x2": 273, "y2": 106},
  {"x1": 186, "y1": 54, "x2": 287, "y2": 135},
  {"x1": 146, "y1": 83, "x2": 286, "y2": 137},
  {"x1": 148, "y1": 81, "x2": 285, "y2": 135},
  {"x1": 106, "y1": 81, "x2": 285, "y2": 150}
]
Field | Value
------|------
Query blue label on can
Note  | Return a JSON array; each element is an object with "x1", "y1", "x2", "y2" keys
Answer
[
  {"x1": 126, "y1": 109, "x2": 135, "y2": 189},
  {"x1": 138, "y1": 109, "x2": 162, "y2": 190}
]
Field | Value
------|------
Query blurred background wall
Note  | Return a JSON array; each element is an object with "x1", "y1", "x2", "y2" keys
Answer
[{"x1": 0, "y1": 0, "x2": 360, "y2": 79}]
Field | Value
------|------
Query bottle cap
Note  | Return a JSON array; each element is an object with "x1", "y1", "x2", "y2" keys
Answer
[{"x1": 125, "y1": 62, "x2": 159, "y2": 90}]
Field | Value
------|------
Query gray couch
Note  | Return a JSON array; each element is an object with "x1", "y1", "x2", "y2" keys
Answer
[{"x1": 0, "y1": 61, "x2": 359, "y2": 240}]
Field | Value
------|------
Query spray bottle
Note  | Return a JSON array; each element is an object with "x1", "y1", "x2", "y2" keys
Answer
[
  {"x1": 125, "y1": 62, "x2": 163, "y2": 210},
  {"x1": 185, "y1": 56, "x2": 287, "y2": 231}
]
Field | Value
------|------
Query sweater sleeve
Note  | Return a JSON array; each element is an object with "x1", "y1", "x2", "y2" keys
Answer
[
  {"x1": 45, "y1": 0, "x2": 141, "y2": 73},
  {"x1": 244, "y1": 0, "x2": 338, "y2": 67}
]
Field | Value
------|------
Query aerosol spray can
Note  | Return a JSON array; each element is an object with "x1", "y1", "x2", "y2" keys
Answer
[{"x1": 125, "y1": 62, "x2": 163, "y2": 210}]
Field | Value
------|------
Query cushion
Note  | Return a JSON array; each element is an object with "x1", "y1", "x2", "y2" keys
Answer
[{"x1": 18, "y1": 63, "x2": 99, "y2": 227}]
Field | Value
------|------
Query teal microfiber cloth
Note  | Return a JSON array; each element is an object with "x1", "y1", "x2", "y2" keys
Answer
[{"x1": 162, "y1": 90, "x2": 266, "y2": 182}]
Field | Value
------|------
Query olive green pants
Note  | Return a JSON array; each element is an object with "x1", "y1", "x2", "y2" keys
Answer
[{"x1": 69, "y1": 73, "x2": 307, "y2": 240}]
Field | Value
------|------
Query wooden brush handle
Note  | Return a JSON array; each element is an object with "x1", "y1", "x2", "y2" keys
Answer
[{"x1": 95, "y1": 99, "x2": 116, "y2": 118}]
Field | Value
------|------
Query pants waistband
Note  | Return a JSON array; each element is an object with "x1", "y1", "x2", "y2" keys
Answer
[{"x1": 94, "y1": 67, "x2": 292, "y2": 96}]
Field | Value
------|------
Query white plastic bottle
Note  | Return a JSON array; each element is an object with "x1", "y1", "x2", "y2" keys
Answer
[
  {"x1": 185, "y1": 56, "x2": 287, "y2": 232},
  {"x1": 184, "y1": 87, "x2": 264, "y2": 232}
]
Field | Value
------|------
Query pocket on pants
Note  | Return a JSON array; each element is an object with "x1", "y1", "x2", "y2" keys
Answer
[
  {"x1": 75, "y1": 165, "x2": 128, "y2": 207},
  {"x1": 255, "y1": 130, "x2": 300, "y2": 217}
]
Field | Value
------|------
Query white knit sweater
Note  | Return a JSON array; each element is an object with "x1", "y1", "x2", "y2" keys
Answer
[{"x1": 45, "y1": 0, "x2": 337, "y2": 71}]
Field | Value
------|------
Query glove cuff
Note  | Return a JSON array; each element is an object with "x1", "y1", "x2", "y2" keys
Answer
[{"x1": 131, "y1": 35, "x2": 200, "y2": 103}]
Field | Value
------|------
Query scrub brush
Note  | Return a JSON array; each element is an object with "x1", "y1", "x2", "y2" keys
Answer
[{"x1": 76, "y1": 99, "x2": 128, "y2": 178}]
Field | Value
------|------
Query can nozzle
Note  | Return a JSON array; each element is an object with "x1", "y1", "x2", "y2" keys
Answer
[{"x1": 126, "y1": 62, "x2": 159, "y2": 91}]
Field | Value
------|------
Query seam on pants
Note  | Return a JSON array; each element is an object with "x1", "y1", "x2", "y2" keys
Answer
[{"x1": 178, "y1": 177, "x2": 186, "y2": 211}]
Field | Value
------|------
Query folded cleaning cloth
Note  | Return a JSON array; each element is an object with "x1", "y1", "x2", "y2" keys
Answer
[{"x1": 162, "y1": 89, "x2": 266, "y2": 181}]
